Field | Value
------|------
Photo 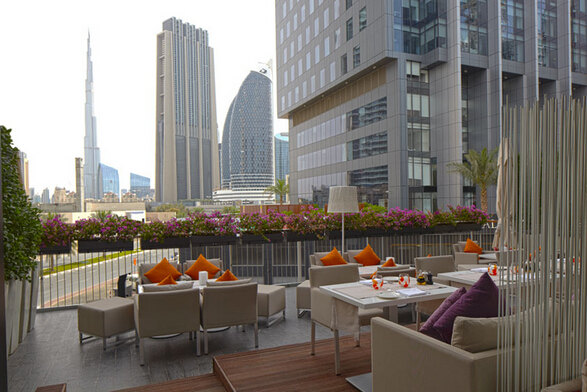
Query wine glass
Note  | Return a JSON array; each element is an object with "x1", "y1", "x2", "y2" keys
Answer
[{"x1": 398, "y1": 273, "x2": 410, "y2": 288}]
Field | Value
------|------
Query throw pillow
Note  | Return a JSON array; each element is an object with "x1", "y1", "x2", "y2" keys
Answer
[
  {"x1": 185, "y1": 254, "x2": 221, "y2": 280},
  {"x1": 381, "y1": 257, "x2": 397, "y2": 267},
  {"x1": 433, "y1": 272, "x2": 499, "y2": 343},
  {"x1": 451, "y1": 316, "x2": 498, "y2": 353},
  {"x1": 419, "y1": 287, "x2": 466, "y2": 340},
  {"x1": 217, "y1": 269, "x2": 239, "y2": 281},
  {"x1": 464, "y1": 238, "x2": 483, "y2": 254},
  {"x1": 353, "y1": 244, "x2": 381, "y2": 266},
  {"x1": 144, "y1": 258, "x2": 182, "y2": 283},
  {"x1": 157, "y1": 274, "x2": 177, "y2": 286},
  {"x1": 320, "y1": 247, "x2": 347, "y2": 266}
]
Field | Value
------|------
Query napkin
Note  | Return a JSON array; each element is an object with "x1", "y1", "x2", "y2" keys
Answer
[
  {"x1": 397, "y1": 287, "x2": 427, "y2": 297},
  {"x1": 470, "y1": 267, "x2": 488, "y2": 273}
]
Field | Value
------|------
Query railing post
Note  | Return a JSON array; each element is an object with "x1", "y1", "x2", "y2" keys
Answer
[
  {"x1": 39, "y1": 255, "x2": 44, "y2": 309},
  {"x1": 296, "y1": 241, "x2": 302, "y2": 282}
]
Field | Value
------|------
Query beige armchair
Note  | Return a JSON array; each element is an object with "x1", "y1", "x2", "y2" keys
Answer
[
  {"x1": 134, "y1": 287, "x2": 201, "y2": 365},
  {"x1": 310, "y1": 264, "x2": 383, "y2": 375},
  {"x1": 413, "y1": 255, "x2": 456, "y2": 329},
  {"x1": 309, "y1": 252, "x2": 332, "y2": 266},
  {"x1": 200, "y1": 282, "x2": 258, "y2": 354}
]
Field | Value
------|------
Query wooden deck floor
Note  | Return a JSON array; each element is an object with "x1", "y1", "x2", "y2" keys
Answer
[
  {"x1": 213, "y1": 333, "x2": 371, "y2": 392},
  {"x1": 111, "y1": 333, "x2": 372, "y2": 392}
]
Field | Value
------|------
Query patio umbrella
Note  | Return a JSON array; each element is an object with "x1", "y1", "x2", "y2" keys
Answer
[{"x1": 492, "y1": 138, "x2": 510, "y2": 249}]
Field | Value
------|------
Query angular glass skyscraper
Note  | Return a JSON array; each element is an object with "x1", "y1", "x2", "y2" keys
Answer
[
  {"x1": 156, "y1": 17, "x2": 220, "y2": 202},
  {"x1": 84, "y1": 33, "x2": 101, "y2": 200},
  {"x1": 98, "y1": 163, "x2": 119, "y2": 197},
  {"x1": 221, "y1": 69, "x2": 274, "y2": 190},
  {"x1": 274, "y1": 132, "x2": 289, "y2": 181},
  {"x1": 130, "y1": 173, "x2": 150, "y2": 199}
]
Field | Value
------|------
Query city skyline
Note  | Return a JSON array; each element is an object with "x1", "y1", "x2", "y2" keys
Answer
[{"x1": 0, "y1": 0, "x2": 286, "y2": 194}]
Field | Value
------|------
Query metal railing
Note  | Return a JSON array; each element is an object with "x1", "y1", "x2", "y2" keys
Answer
[{"x1": 38, "y1": 227, "x2": 496, "y2": 309}]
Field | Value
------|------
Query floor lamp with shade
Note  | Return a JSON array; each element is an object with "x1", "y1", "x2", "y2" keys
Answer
[{"x1": 327, "y1": 186, "x2": 359, "y2": 253}]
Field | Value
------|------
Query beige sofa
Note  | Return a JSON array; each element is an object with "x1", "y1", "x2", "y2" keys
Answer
[{"x1": 371, "y1": 316, "x2": 499, "y2": 392}]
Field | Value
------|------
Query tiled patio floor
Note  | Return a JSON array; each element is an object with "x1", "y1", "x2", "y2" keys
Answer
[{"x1": 7, "y1": 286, "x2": 414, "y2": 392}]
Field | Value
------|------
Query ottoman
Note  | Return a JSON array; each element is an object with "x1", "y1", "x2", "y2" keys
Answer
[
  {"x1": 296, "y1": 280, "x2": 311, "y2": 317},
  {"x1": 257, "y1": 284, "x2": 286, "y2": 327},
  {"x1": 78, "y1": 297, "x2": 135, "y2": 350}
]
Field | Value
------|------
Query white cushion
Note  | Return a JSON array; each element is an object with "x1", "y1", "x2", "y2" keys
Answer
[{"x1": 142, "y1": 281, "x2": 194, "y2": 292}]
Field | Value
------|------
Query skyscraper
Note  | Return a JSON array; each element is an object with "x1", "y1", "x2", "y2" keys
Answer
[
  {"x1": 221, "y1": 69, "x2": 274, "y2": 191},
  {"x1": 41, "y1": 188, "x2": 50, "y2": 204},
  {"x1": 274, "y1": 132, "x2": 289, "y2": 181},
  {"x1": 84, "y1": 33, "x2": 101, "y2": 200},
  {"x1": 276, "y1": 0, "x2": 587, "y2": 211},
  {"x1": 156, "y1": 17, "x2": 220, "y2": 202},
  {"x1": 130, "y1": 173, "x2": 150, "y2": 199},
  {"x1": 98, "y1": 163, "x2": 119, "y2": 197}
]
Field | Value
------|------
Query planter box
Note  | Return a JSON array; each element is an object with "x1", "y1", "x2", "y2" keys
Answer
[
  {"x1": 77, "y1": 239, "x2": 134, "y2": 253},
  {"x1": 326, "y1": 230, "x2": 372, "y2": 240},
  {"x1": 240, "y1": 232, "x2": 284, "y2": 244},
  {"x1": 39, "y1": 243, "x2": 71, "y2": 255},
  {"x1": 191, "y1": 235, "x2": 237, "y2": 247},
  {"x1": 141, "y1": 237, "x2": 190, "y2": 250},
  {"x1": 5, "y1": 280, "x2": 23, "y2": 355},
  {"x1": 283, "y1": 231, "x2": 322, "y2": 242}
]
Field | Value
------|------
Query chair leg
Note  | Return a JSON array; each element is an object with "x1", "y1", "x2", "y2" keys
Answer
[
  {"x1": 79, "y1": 332, "x2": 83, "y2": 344},
  {"x1": 334, "y1": 329, "x2": 341, "y2": 375},
  {"x1": 416, "y1": 311, "x2": 421, "y2": 330},
  {"x1": 196, "y1": 330, "x2": 201, "y2": 357},
  {"x1": 254, "y1": 322, "x2": 259, "y2": 348},
  {"x1": 139, "y1": 340, "x2": 145, "y2": 366},
  {"x1": 135, "y1": 330, "x2": 139, "y2": 347},
  {"x1": 103, "y1": 337, "x2": 107, "y2": 351},
  {"x1": 310, "y1": 321, "x2": 316, "y2": 355},
  {"x1": 203, "y1": 329, "x2": 208, "y2": 355}
]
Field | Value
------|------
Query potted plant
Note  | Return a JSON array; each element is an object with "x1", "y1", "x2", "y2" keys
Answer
[
  {"x1": 239, "y1": 210, "x2": 285, "y2": 244},
  {"x1": 283, "y1": 206, "x2": 327, "y2": 241},
  {"x1": 140, "y1": 218, "x2": 190, "y2": 249},
  {"x1": 39, "y1": 214, "x2": 73, "y2": 254},
  {"x1": 188, "y1": 212, "x2": 238, "y2": 246},
  {"x1": 2, "y1": 126, "x2": 43, "y2": 354},
  {"x1": 74, "y1": 214, "x2": 138, "y2": 252}
]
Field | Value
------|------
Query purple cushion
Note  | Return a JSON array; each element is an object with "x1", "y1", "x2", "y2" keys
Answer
[
  {"x1": 419, "y1": 287, "x2": 466, "y2": 340},
  {"x1": 433, "y1": 272, "x2": 499, "y2": 343}
]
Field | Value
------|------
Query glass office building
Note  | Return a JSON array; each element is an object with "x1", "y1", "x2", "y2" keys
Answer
[
  {"x1": 130, "y1": 173, "x2": 151, "y2": 199},
  {"x1": 276, "y1": 0, "x2": 587, "y2": 212},
  {"x1": 98, "y1": 163, "x2": 119, "y2": 197}
]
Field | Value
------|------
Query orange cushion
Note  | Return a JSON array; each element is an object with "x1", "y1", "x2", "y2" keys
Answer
[
  {"x1": 144, "y1": 258, "x2": 182, "y2": 283},
  {"x1": 464, "y1": 238, "x2": 483, "y2": 254},
  {"x1": 382, "y1": 257, "x2": 397, "y2": 267},
  {"x1": 185, "y1": 254, "x2": 221, "y2": 280},
  {"x1": 157, "y1": 274, "x2": 177, "y2": 285},
  {"x1": 216, "y1": 270, "x2": 239, "y2": 281},
  {"x1": 320, "y1": 248, "x2": 347, "y2": 266},
  {"x1": 353, "y1": 244, "x2": 381, "y2": 266}
]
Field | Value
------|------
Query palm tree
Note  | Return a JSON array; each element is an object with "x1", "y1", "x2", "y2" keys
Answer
[
  {"x1": 92, "y1": 210, "x2": 112, "y2": 220},
  {"x1": 265, "y1": 179, "x2": 289, "y2": 204},
  {"x1": 447, "y1": 147, "x2": 498, "y2": 212}
]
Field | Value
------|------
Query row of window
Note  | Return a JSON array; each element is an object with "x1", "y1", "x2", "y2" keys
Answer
[{"x1": 280, "y1": 0, "x2": 340, "y2": 46}]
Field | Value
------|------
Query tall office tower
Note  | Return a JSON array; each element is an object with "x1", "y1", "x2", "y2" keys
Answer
[
  {"x1": 130, "y1": 173, "x2": 150, "y2": 199},
  {"x1": 221, "y1": 69, "x2": 274, "y2": 191},
  {"x1": 83, "y1": 33, "x2": 101, "y2": 200},
  {"x1": 16, "y1": 151, "x2": 29, "y2": 194},
  {"x1": 276, "y1": 0, "x2": 587, "y2": 212},
  {"x1": 41, "y1": 188, "x2": 50, "y2": 204},
  {"x1": 274, "y1": 132, "x2": 289, "y2": 181},
  {"x1": 98, "y1": 163, "x2": 119, "y2": 197},
  {"x1": 156, "y1": 17, "x2": 220, "y2": 202}
]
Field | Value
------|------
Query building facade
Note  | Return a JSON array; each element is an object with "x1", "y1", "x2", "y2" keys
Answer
[
  {"x1": 156, "y1": 17, "x2": 220, "y2": 203},
  {"x1": 275, "y1": 132, "x2": 290, "y2": 181},
  {"x1": 130, "y1": 173, "x2": 151, "y2": 199},
  {"x1": 98, "y1": 163, "x2": 119, "y2": 197},
  {"x1": 220, "y1": 69, "x2": 274, "y2": 191},
  {"x1": 276, "y1": 0, "x2": 587, "y2": 211},
  {"x1": 84, "y1": 33, "x2": 101, "y2": 200}
]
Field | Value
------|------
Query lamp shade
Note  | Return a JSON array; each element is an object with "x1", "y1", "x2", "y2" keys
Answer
[{"x1": 327, "y1": 186, "x2": 359, "y2": 213}]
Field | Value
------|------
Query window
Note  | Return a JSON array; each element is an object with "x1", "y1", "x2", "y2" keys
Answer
[
  {"x1": 353, "y1": 45, "x2": 360, "y2": 67},
  {"x1": 288, "y1": 91, "x2": 292, "y2": 106},
  {"x1": 283, "y1": 2, "x2": 287, "y2": 18},
  {"x1": 324, "y1": 37, "x2": 330, "y2": 56},
  {"x1": 310, "y1": 0, "x2": 314, "y2": 14},
  {"x1": 346, "y1": 18, "x2": 353, "y2": 41},
  {"x1": 302, "y1": 81, "x2": 307, "y2": 98},
  {"x1": 334, "y1": 0, "x2": 340, "y2": 19},
  {"x1": 311, "y1": 75, "x2": 316, "y2": 92},
  {"x1": 346, "y1": 132, "x2": 388, "y2": 160},
  {"x1": 290, "y1": 41, "x2": 294, "y2": 57},
  {"x1": 283, "y1": 48, "x2": 287, "y2": 64},
  {"x1": 298, "y1": 59, "x2": 303, "y2": 76},
  {"x1": 297, "y1": 35, "x2": 302, "y2": 52},
  {"x1": 305, "y1": 26, "x2": 310, "y2": 44},
  {"x1": 301, "y1": 4, "x2": 306, "y2": 22},
  {"x1": 284, "y1": 71, "x2": 288, "y2": 86},
  {"x1": 359, "y1": 7, "x2": 366, "y2": 31},
  {"x1": 287, "y1": 21, "x2": 291, "y2": 38},
  {"x1": 295, "y1": 86, "x2": 300, "y2": 102},
  {"x1": 320, "y1": 68, "x2": 325, "y2": 87},
  {"x1": 334, "y1": 28, "x2": 341, "y2": 49},
  {"x1": 341, "y1": 54, "x2": 348, "y2": 74},
  {"x1": 294, "y1": 14, "x2": 298, "y2": 30},
  {"x1": 346, "y1": 0, "x2": 352, "y2": 10},
  {"x1": 280, "y1": 29, "x2": 284, "y2": 44},
  {"x1": 330, "y1": 61, "x2": 336, "y2": 82},
  {"x1": 290, "y1": 65, "x2": 295, "y2": 82},
  {"x1": 324, "y1": 8, "x2": 330, "y2": 28},
  {"x1": 315, "y1": 44, "x2": 320, "y2": 64},
  {"x1": 306, "y1": 52, "x2": 311, "y2": 70},
  {"x1": 281, "y1": 96, "x2": 285, "y2": 111},
  {"x1": 346, "y1": 97, "x2": 387, "y2": 131},
  {"x1": 314, "y1": 18, "x2": 319, "y2": 37}
]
